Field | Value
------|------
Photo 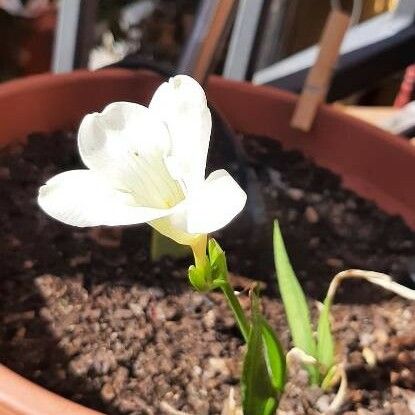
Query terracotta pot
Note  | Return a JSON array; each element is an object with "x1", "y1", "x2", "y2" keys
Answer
[
  {"x1": 0, "y1": 69, "x2": 414, "y2": 414},
  {"x1": 0, "y1": 365, "x2": 101, "y2": 415}
]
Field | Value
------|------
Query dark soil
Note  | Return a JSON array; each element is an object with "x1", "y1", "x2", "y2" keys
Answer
[
  {"x1": 219, "y1": 136, "x2": 415, "y2": 302},
  {"x1": 0, "y1": 131, "x2": 414, "y2": 414}
]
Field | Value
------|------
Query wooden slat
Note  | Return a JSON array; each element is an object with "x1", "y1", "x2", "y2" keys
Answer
[
  {"x1": 291, "y1": 9, "x2": 350, "y2": 131},
  {"x1": 192, "y1": 0, "x2": 237, "y2": 84}
]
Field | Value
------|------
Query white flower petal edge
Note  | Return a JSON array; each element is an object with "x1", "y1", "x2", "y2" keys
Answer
[
  {"x1": 150, "y1": 75, "x2": 212, "y2": 193},
  {"x1": 38, "y1": 170, "x2": 172, "y2": 227},
  {"x1": 186, "y1": 169, "x2": 247, "y2": 234}
]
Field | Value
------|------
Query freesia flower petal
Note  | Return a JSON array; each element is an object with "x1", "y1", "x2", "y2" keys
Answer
[
  {"x1": 78, "y1": 101, "x2": 183, "y2": 209},
  {"x1": 150, "y1": 212, "x2": 202, "y2": 246},
  {"x1": 38, "y1": 170, "x2": 171, "y2": 227},
  {"x1": 149, "y1": 75, "x2": 212, "y2": 193},
  {"x1": 186, "y1": 169, "x2": 247, "y2": 234}
]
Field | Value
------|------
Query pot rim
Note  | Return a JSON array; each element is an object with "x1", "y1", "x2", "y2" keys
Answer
[
  {"x1": 0, "y1": 364, "x2": 102, "y2": 415},
  {"x1": 1, "y1": 68, "x2": 414, "y2": 229}
]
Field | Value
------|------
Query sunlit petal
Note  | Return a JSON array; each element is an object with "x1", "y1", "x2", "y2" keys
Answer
[
  {"x1": 78, "y1": 101, "x2": 183, "y2": 209},
  {"x1": 186, "y1": 169, "x2": 247, "y2": 234},
  {"x1": 149, "y1": 75, "x2": 212, "y2": 193},
  {"x1": 38, "y1": 170, "x2": 171, "y2": 227}
]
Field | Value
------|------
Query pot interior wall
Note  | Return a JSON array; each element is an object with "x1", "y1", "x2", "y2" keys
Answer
[{"x1": 0, "y1": 69, "x2": 414, "y2": 230}]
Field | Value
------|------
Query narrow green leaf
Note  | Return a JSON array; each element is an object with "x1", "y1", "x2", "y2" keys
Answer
[
  {"x1": 242, "y1": 291, "x2": 282, "y2": 415},
  {"x1": 316, "y1": 297, "x2": 335, "y2": 377},
  {"x1": 260, "y1": 317, "x2": 286, "y2": 393},
  {"x1": 208, "y1": 238, "x2": 228, "y2": 282},
  {"x1": 273, "y1": 220, "x2": 319, "y2": 384}
]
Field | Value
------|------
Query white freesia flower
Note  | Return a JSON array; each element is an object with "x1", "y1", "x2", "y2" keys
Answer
[{"x1": 38, "y1": 75, "x2": 247, "y2": 263}]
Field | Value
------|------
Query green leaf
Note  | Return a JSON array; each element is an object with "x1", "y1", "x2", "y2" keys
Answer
[
  {"x1": 208, "y1": 238, "x2": 228, "y2": 282},
  {"x1": 273, "y1": 220, "x2": 319, "y2": 384},
  {"x1": 242, "y1": 291, "x2": 284, "y2": 415},
  {"x1": 316, "y1": 296, "x2": 335, "y2": 378},
  {"x1": 188, "y1": 260, "x2": 212, "y2": 292},
  {"x1": 260, "y1": 317, "x2": 286, "y2": 393}
]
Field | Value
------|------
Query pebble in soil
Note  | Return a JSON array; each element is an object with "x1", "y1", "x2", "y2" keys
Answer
[{"x1": 0, "y1": 131, "x2": 414, "y2": 414}]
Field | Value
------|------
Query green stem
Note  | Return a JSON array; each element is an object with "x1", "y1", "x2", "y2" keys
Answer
[{"x1": 219, "y1": 280, "x2": 250, "y2": 343}]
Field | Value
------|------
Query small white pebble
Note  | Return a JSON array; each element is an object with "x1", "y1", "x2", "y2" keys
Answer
[{"x1": 362, "y1": 347, "x2": 377, "y2": 368}]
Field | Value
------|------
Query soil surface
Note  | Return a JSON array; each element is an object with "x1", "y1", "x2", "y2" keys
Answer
[{"x1": 0, "y1": 131, "x2": 414, "y2": 414}]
